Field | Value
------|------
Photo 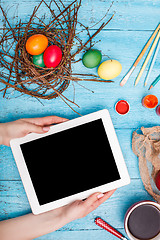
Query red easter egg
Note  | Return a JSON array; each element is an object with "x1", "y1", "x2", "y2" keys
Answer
[
  {"x1": 43, "y1": 45, "x2": 62, "y2": 68},
  {"x1": 155, "y1": 171, "x2": 160, "y2": 191}
]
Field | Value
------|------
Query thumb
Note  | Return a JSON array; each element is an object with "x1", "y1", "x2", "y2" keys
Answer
[{"x1": 22, "y1": 122, "x2": 50, "y2": 135}]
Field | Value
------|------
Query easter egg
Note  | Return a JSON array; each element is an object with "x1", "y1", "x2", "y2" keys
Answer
[
  {"x1": 33, "y1": 53, "x2": 45, "y2": 67},
  {"x1": 98, "y1": 60, "x2": 122, "y2": 80},
  {"x1": 155, "y1": 171, "x2": 160, "y2": 191},
  {"x1": 26, "y1": 34, "x2": 48, "y2": 55},
  {"x1": 82, "y1": 49, "x2": 102, "y2": 68},
  {"x1": 43, "y1": 45, "x2": 62, "y2": 68}
]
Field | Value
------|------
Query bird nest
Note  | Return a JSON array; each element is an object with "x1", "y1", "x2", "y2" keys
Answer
[{"x1": 0, "y1": 0, "x2": 114, "y2": 114}]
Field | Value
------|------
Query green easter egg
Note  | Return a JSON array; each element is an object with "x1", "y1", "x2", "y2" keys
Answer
[
  {"x1": 33, "y1": 53, "x2": 45, "y2": 67},
  {"x1": 82, "y1": 49, "x2": 102, "y2": 68}
]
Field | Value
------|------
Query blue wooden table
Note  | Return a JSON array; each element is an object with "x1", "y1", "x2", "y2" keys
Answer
[{"x1": 0, "y1": 0, "x2": 160, "y2": 239}]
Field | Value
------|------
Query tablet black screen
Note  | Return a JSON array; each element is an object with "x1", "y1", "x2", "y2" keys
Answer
[{"x1": 20, "y1": 119, "x2": 120, "y2": 205}]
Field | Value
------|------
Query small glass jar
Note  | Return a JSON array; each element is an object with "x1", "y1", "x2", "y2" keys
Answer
[
  {"x1": 115, "y1": 100, "x2": 130, "y2": 115},
  {"x1": 156, "y1": 105, "x2": 160, "y2": 116},
  {"x1": 142, "y1": 94, "x2": 158, "y2": 108}
]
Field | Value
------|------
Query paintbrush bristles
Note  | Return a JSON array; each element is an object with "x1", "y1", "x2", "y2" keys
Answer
[{"x1": 120, "y1": 66, "x2": 135, "y2": 87}]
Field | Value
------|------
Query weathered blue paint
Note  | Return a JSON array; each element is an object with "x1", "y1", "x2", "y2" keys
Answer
[{"x1": 0, "y1": 0, "x2": 159, "y2": 239}]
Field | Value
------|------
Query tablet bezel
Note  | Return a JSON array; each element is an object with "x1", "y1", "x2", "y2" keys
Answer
[{"x1": 10, "y1": 109, "x2": 130, "y2": 214}]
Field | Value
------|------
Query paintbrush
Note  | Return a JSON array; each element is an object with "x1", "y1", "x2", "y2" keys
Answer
[
  {"x1": 120, "y1": 23, "x2": 160, "y2": 87},
  {"x1": 134, "y1": 30, "x2": 160, "y2": 86},
  {"x1": 144, "y1": 38, "x2": 160, "y2": 86}
]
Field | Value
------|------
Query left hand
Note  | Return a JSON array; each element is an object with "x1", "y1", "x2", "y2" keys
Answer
[{"x1": 0, "y1": 116, "x2": 67, "y2": 146}]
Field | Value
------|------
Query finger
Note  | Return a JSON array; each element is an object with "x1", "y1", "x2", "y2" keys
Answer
[
  {"x1": 83, "y1": 189, "x2": 116, "y2": 207},
  {"x1": 84, "y1": 190, "x2": 116, "y2": 213},
  {"x1": 21, "y1": 116, "x2": 68, "y2": 126},
  {"x1": 97, "y1": 189, "x2": 116, "y2": 205},
  {"x1": 81, "y1": 192, "x2": 103, "y2": 214},
  {"x1": 83, "y1": 192, "x2": 102, "y2": 207},
  {"x1": 22, "y1": 122, "x2": 48, "y2": 135}
]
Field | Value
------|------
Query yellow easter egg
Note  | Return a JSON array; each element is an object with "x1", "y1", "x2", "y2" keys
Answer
[{"x1": 98, "y1": 60, "x2": 122, "y2": 80}]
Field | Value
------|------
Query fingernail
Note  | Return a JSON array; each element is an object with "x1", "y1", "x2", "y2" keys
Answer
[
  {"x1": 97, "y1": 193, "x2": 104, "y2": 199},
  {"x1": 43, "y1": 126, "x2": 50, "y2": 132}
]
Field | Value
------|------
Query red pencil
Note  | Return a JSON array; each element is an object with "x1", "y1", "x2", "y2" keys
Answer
[{"x1": 95, "y1": 217, "x2": 128, "y2": 240}]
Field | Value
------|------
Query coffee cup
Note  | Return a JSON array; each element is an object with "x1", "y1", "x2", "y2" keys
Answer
[{"x1": 124, "y1": 201, "x2": 160, "y2": 240}]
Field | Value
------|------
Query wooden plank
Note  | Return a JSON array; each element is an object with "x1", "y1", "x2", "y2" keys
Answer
[
  {"x1": 0, "y1": 181, "x2": 31, "y2": 220},
  {"x1": 0, "y1": 0, "x2": 159, "y2": 31},
  {"x1": 0, "y1": 179, "x2": 153, "y2": 225},
  {"x1": 34, "y1": 229, "x2": 127, "y2": 240}
]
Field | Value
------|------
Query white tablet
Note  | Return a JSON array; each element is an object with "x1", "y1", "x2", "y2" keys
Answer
[{"x1": 10, "y1": 109, "x2": 130, "y2": 215}]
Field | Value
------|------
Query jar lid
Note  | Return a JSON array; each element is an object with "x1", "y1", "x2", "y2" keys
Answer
[{"x1": 115, "y1": 100, "x2": 130, "y2": 115}]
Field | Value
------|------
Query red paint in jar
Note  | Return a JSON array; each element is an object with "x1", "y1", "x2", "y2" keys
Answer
[
  {"x1": 156, "y1": 105, "x2": 160, "y2": 116},
  {"x1": 142, "y1": 95, "x2": 158, "y2": 108},
  {"x1": 115, "y1": 100, "x2": 130, "y2": 115}
]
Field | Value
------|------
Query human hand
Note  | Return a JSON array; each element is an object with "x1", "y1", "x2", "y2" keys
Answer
[
  {"x1": 0, "y1": 190, "x2": 116, "y2": 240},
  {"x1": 60, "y1": 190, "x2": 116, "y2": 223},
  {"x1": 0, "y1": 116, "x2": 67, "y2": 146}
]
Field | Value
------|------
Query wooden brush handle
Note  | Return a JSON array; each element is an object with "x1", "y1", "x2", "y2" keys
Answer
[
  {"x1": 135, "y1": 30, "x2": 160, "y2": 86},
  {"x1": 120, "y1": 23, "x2": 160, "y2": 87},
  {"x1": 134, "y1": 23, "x2": 160, "y2": 67}
]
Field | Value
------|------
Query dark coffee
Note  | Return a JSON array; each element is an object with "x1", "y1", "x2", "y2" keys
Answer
[{"x1": 128, "y1": 204, "x2": 160, "y2": 240}]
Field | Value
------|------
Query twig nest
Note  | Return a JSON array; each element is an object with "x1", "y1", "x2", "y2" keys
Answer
[
  {"x1": 0, "y1": 0, "x2": 114, "y2": 114},
  {"x1": 16, "y1": 28, "x2": 70, "y2": 99}
]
